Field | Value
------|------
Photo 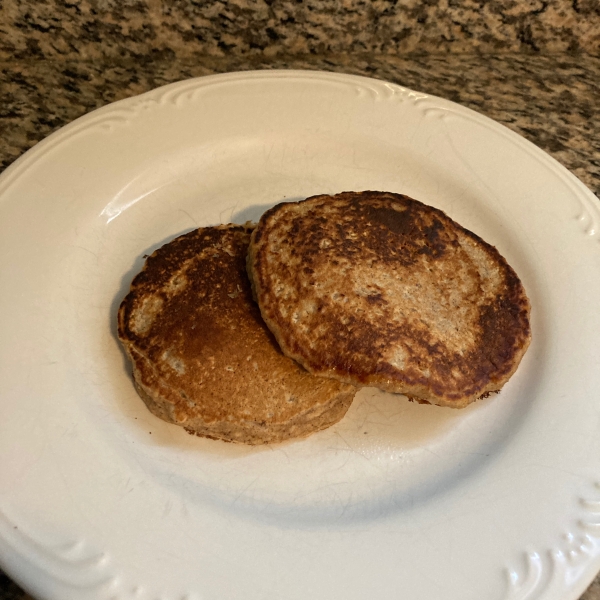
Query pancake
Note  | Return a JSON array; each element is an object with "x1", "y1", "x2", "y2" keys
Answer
[
  {"x1": 118, "y1": 224, "x2": 355, "y2": 444},
  {"x1": 247, "y1": 191, "x2": 531, "y2": 408}
]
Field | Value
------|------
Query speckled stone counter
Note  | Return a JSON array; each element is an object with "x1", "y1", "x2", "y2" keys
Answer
[
  {"x1": 1, "y1": 0, "x2": 599, "y2": 59},
  {"x1": 0, "y1": 51, "x2": 599, "y2": 600}
]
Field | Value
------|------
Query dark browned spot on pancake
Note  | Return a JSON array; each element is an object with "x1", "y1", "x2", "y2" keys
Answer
[{"x1": 362, "y1": 205, "x2": 415, "y2": 236}]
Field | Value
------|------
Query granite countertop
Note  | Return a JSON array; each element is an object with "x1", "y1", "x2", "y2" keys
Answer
[{"x1": 1, "y1": 49, "x2": 599, "y2": 600}]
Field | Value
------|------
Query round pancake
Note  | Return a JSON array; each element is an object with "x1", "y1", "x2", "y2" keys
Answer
[
  {"x1": 247, "y1": 191, "x2": 531, "y2": 408},
  {"x1": 118, "y1": 224, "x2": 355, "y2": 444}
]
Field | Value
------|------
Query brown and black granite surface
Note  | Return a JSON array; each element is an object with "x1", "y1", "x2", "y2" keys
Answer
[
  {"x1": 1, "y1": 0, "x2": 599, "y2": 59},
  {"x1": 1, "y1": 1, "x2": 599, "y2": 599}
]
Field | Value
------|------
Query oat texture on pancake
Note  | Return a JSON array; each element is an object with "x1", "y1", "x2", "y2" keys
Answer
[
  {"x1": 247, "y1": 191, "x2": 531, "y2": 408},
  {"x1": 118, "y1": 224, "x2": 355, "y2": 444}
]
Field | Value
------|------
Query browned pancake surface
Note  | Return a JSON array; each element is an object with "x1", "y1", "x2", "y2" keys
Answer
[
  {"x1": 118, "y1": 224, "x2": 355, "y2": 444},
  {"x1": 248, "y1": 191, "x2": 531, "y2": 408}
]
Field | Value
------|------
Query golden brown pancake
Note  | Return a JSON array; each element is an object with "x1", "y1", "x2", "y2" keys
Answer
[
  {"x1": 118, "y1": 224, "x2": 355, "y2": 444},
  {"x1": 247, "y1": 191, "x2": 531, "y2": 408}
]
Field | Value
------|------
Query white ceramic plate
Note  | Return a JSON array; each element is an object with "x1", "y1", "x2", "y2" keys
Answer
[{"x1": 0, "y1": 71, "x2": 599, "y2": 600}]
